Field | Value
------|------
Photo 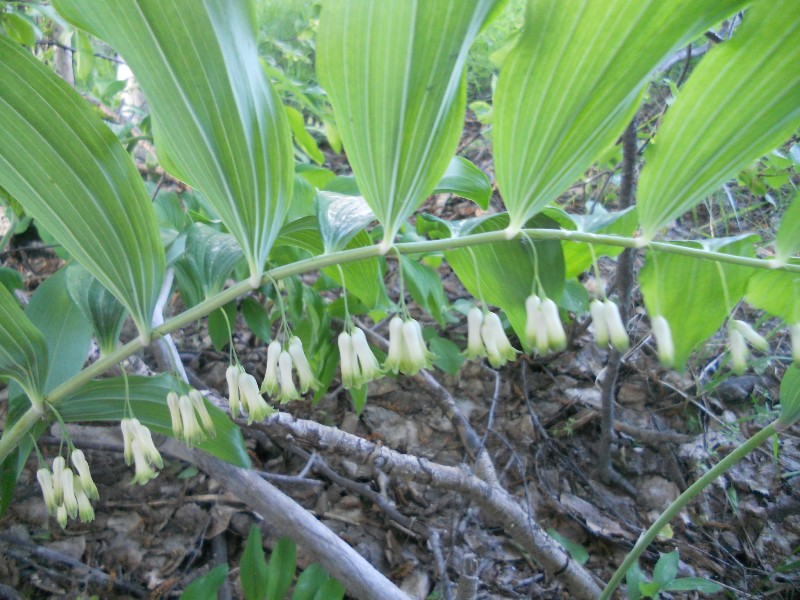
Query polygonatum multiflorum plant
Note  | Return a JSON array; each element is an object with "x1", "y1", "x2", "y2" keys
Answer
[{"x1": 0, "y1": 0, "x2": 799, "y2": 598}]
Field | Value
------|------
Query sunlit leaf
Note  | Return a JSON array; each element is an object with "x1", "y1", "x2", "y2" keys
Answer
[
  {"x1": 0, "y1": 37, "x2": 165, "y2": 337},
  {"x1": 638, "y1": 0, "x2": 800, "y2": 239},
  {"x1": 0, "y1": 281, "x2": 47, "y2": 399},
  {"x1": 317, "y1": 0, "x2": 504, "y2": 248},
  {"x1": 776, "y1": 191, "x2": 800, "y2": 263},
  {"x1": 494, "y1": 0, "x2": 748, "y2": 233},
  {"x1": 66, "y1": 264, "x2": 126, "y2": 356},
  {"x1": 436, "y1": 156, "x2": 492, "y2": 210},
  {"x1": 55, "y1": 0, "x2": 294, "y2": 286}
]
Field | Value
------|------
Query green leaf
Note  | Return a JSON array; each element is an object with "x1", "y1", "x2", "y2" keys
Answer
[
  {"x1": 547, "y1": 528, "x2": 589, "y2": 566},
  {"x1": 208, "y1": 302, "x2": 238, "y2": 352},
  {"x1": 74, "y1": 30, "x2": 95, "y2": 81},
  {"x1": 286, "y1": 105, "x2": 324, "y2": 165},
  {"x1": 173, "y1": 224, "x2": 244, "y2": 307},
  {"x1": 242, "y1": 298, "x2": 273, "y2": 344},
  {"x1": 1, "y1": 13, "x2": 37, "y2": 48},
  {"x1": 296, "y1": 164, "x2": 336, "y2": 191},
  {"x1": 428, "y1": 336, "x2": 466, "y2": 376},
  {"x1": 54, "y1": 0, "x2": 294, "y2": 285},
  {"x1": 0, "y1": 447, "x2": 24, "y2": 519},
  {"x1": 240, "y1": 525, "x2": 268, "y2": 600},
  {"x1": 349, "y1": 384, "x2": 368, "y2": 416},
  {"x1": 323, "y1": 232, "x2": 389, "y2": 312},
  {"x1": 746, "y1": 268, "x2": 800, "y2": 324},
  {"x1": 638, "y1": 581, "x2": 661, "y2": 598},
  {"x1": 652, "y1": 550, "x2": 679, "y2": 587},
  {"x1": 440, "y1": 213, "x2": 565, "y2": 351},
  {"x1": 638, "y1": 1, "x2": 800, "y2": 240},
  {"x1": 640, "y1": 235, "x2": 756, "y2": 371},
  {"x1": 401, "y1": 256, "x2": 451, "y2": 327},
  {"x1": 266, "y1": 537, "x2": 296, "y2": 600},
  {"x1": 494, "y1": 0, "x2": 749, "y2": 232},
  {"x1": 664, "y1": 577, "x2": 721, "y2": 593},
  {"x1": 312, "y1": 578, "x2": 345, "y2": 600},
  {"x1": 316, "y1": 192, "x2": 375, "y2": 253},
  {"x1": 0, "y1": 281, "x2": 48, "y2": 399},
  {"x1": 180, "y1": 563, "x2": 229, "y2": 600},
  {"x1": 436, "y1": 156, "x2": 492, "y2": 210},
  {"x1": 25, "y1": 268, "x2": 92, "y2": 394},
  {"x1": 291, "y1": 564, "x2": 329, "y2": 600},
  {"x1": 778, "y1": 365, "x2": 800, "y2": 426},
  {"x1": 625, "y1": 562, "x2": 647, "y2": 600},
  {"x1": 776, "y1": 191, "x2": 800, "y2": 263},
  {"x1": 66, "y1": 264, "x2": 127, "y2": 355},
  {"x1": 0, "y1": 267, "x2": 23, "y2": 293},
  {"x1": 317, "y1": 0, "x2": 503, "y2": 247},
  {"x1": 0, "y1": 36, "x2": 165, "y2": 337},
  {"x1": 59, "y1": 374, "x2": 250, "y2": 468}
]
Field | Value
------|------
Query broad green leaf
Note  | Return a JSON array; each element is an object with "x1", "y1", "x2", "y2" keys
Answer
[
  {"x1": 317, "y1": 0, "x2": 504, "y2": 248},
  {"x1": 74, "y1": 30, "x2": 94, "y2": 81},
  {"x1": 349, "y1": 384, "x2": 368, "y2": 416},
  {"x1": 292, "y1": 564, "x2": 329, "y2": 600},
  {"x1": 242, "y1": 297, "x2": 273, "y2": 344},
  {"x1": 779, "y1": 365, "x2": 800, "y2": 426},
  {"x1": 1, "y1": 13, "x2": 37, "y2": 48},
  {"x1": 317, "y1": 192, "x2": 375, "y2": 253},
  {"x1": 436, "y1": 156, "x2": 492, "y2": 210},
  {"x1": 55, "y1": 0, "x2": 294, "y2": 285},
  {"x1": 180, "y1": 563, "x2": 229, "y2": 600},
  {"x1": 313, "y1": 578, "x2": 345, "y2": 600},
  {"x1": 297, "y1": 164, "x2": 336, "y2": 191},
  {"x1": 625, "y1": 562, "x2": 647, "y2": 600},
  {"x1": 0, "y1": 282, "x2": 47, "y2": 399},
  {"x1": 746, "y1": 268, "x2": 800, "y2": 324},
  {"x1": 59, "y1": 374, "x2": 250, "y2": 468},
  {"x1": 640, "y1": 235, "x2": 756, "y2": 371},
  {"x1": 664, "y1": 577, "x2": 722, "y2": 593},
  {"x1": 652, "y1": 550, "x2": 679, "y2": 587},
  {"x1": 0, "y1": 36, "x2": 165, "y2": 337},
  {"x1": 208, "y1": 302, "x2": 238, "y2": 352},
  {"x1": 547, "y1": 529, "x2": 589, "y2": 566},
  {"x1": 0, "y1": 268, "x2": 23, "y2": 293},
  {"x1": 266, "y1": 537, "x2": 296, "y2": 600},
  {"x1": 173, "y1": 224, "x2": 244, "y2": 308},
  {"x1": 776, "y1": 191, "x2": 800, "y2": 263},
  {"x1": 66, "y1": 264, "x2": 126, "y2": 356},
  {"x1": 440, "y1": 213, "x2": 565, "y2": 351},
  {"x1": 240, "y1": 525, "x2": 268, "y2": 600},
  {"x1": 401, "y1": 256, "x2": 451, "y2": 327},
  {"x1": 494, "y1": 0, "x2": 748, "y2": 233},
  {"x1": 428, "y1": 336, "x2": 466, "y2": 376},
  {"x1": 638, "y1": 0, "x2": 800, "y2": 240}
]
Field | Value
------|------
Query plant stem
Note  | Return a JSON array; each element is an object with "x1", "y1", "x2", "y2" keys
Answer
[
  {"x1": 599, "y1": 421, "x2": 780, "y2": 600},
  {"x1": 2, "y1": 228, "x2": 796, "y2": 463},
  {"x1": 0, "y1": 405, "x2": 43, "y2": 464}
]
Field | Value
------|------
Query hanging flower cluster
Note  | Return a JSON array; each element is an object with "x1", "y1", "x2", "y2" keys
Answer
[
  {"x1": 384, "y1": 316, "x2": 435, "y2": 376},
  {"x1": 590, "y1": 299, "x2": 629, "y2": 352},
  {"x1": 464, "y1": 307, "x2": 517, "y2": 368},
  {"x1": 525, "y1": 295, "x2": 567, "y2": 355},
  {"x1": 121, "y1": 418, "x2": 163, "y2": 485},
  {"x1": 37, "y1": 451, "x2": 98, "y2": 528},
  {"x1": 167, "y1": 390, "x2": 216, "y2": 447},
  {"x1": 339, "y1": 327, "x2": 382, "y2": 388}
]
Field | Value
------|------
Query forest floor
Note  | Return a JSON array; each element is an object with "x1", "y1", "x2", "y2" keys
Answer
[{"x1": 1, "y1": 119, "x2": 799, "y2": 600}]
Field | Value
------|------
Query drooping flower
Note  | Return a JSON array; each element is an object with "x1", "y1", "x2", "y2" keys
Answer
[
  {"x1": 480, "y1": 311, "x2": 517, "y2": 368},
  {"x1": 226, "y1": 365, "x2": 241, "y2": 417},
  {"x1": 262, "y1": 340, "x2": 282, "y2": 395},
  {"x1": 60, "y1": 467, "x2": 78, "y2": 519},
  {"x1": 728, "y1": 325, "x2": 748, "y2": 375},
  {"x1": 732, "y1": 320, "x2": 769, "y2": 352},
  {"x1": 52, "y1": 456, "x2": 66, "y2": 505},
  {"x1": 525, "y1": 295, "x2": 566, "y2": 354},
  {"x1": 288, "y1": 337, "x2": 319, "y2": 394},
  {"x1": 75, "y1": 478, "x2": 95, "y2": 523},
  {"x1": 56, "y1": 504, "x2": 68, "y2": 529},
  {"x1": 277, "y1": 351, "x2": 300, "y2": 404},
  {"x1": 130, "y1": 439, "x2": 158, "y2": 485},
  {"x1": 70, "y1": 449, "x2": 99, "y2": 501},
  {"x1": 400, "y1": 318, "x2": 434, "y2": 376},
  {"x1": 602, "y1": 300, "x2": 629, "y2": 352},
  {"x1": 238, "y1": 373, "x2": 274, "y2": 423},
  {"x1": 589, "y1": 300, "x2": 609, "y2": 348},
  {"x1": 464, "y1": 306, "x2": 486, "y2": 360},
  {"x1": 179, "y1": 394, "x2": 204, "y2": 447},
  {"x1": 189, "y1": 390, "x2": 216, "y2": 436},
  {"x1": 121, "y1": 418, "x2": 163, "y2": 485},
  {"x1": 167, "y1": 391, "x2": 183, "y2": 438},
  {"x1": 37, "y1": 468, "x2": 57, "y2": 515},
  {"x1": 338, "y1": 331, "x2": 357, "y2": 389},
  {"x1": 384, "y1": 316, "x2": 407, "y2": 375},
  {"x1": 651, "y1": 315, "x2": 674, "y2": 368},
  {"x1": 350, "y1": 327, "x2": 382, "y2": 386}
]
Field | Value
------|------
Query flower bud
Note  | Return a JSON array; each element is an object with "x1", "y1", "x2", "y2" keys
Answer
[
  {"x1": 56, "y1": 504, "x2": 68, "y2": 529},
  {"x1": 37, "y1": 468, "x2": 57, "y2": 515},
  {"x1": 76, "y1": 487, "x2": 95, "y2": 523},
  {"x1": 226, "y1": 366, "x2": 241, "y2": 417},
  {"x1": 277, "y1": 351, "x2": 300, "y2": 403},
  {"x1": 189, "y1": 390, "x2": 216, "y2": 437},
  {"x1": 61, "y1": 468, "x2": 78, "y2": 519},
  {"x1": 480, "y1": 312, "x2": 517, "y2": 368},
  {"x1": 603, "y1": 300, "x2": 629, "y2": 352},
  {"x1": 650, "y1": 315, "x2": 674, "y2": 368},
  {"x1": 384, "y1": 316, "x2": 407, "y2": 375},
  {"x1": 589, "y1": 300, "x2": 609, "y2": 348},
  {"x1": 289, "y1": 337, "x2": 319, "y2": 394},
  {"x1": 542, "y1": 299, "x2": 567, "y2": 352},
  {"x1": 465, "y1": 307, "x2": 485, "y2": 359},
  {"x1": 71, "y1": 449, "x2": 99, "y2": 501},
  {"x1": 262, "y1": 341, "x2": 282, "y2": 395},
  {"x1": 52, "y1": 456, "x2": 65, "y2": 505},
  {"x1": 238, "y1": 373, "x2": 273, "y2": 423},
  {"x1": 732, "y1": 320, "x2": 769, "y2": 353},
  {"x1": 729, "y1": 326, "x2": 748, "y2": 375},
  {"x1": 167, "y1": 391, "x2": 183, "y2": 438},
  {"x1": 351, "y1": 328, "x2": 382, "y2": 386}
]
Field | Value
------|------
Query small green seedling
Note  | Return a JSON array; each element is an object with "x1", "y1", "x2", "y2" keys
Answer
[{"x1": 625, "y1": 550, "x2": 721, "y2": 599}]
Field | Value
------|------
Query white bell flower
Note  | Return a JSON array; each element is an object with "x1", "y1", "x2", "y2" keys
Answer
[
  {"x1": 60, "y1": 467, "x2": 78, "y2": 519},
  {"x1": 732, "y1": 320, "x2": 769, "y2": 352},
  {"x1": 289, "y1": 336, "x2": 319, "y2": 394},
  {"x1": 238, "y1": 373, "x2": 273, "y2": 423},
  {"x1": 728, "y1": 325, "x2": 748, "y2": 375},
  {"x1": 130, "y1": 439, "x2": 158, "y2": 485},
  {"x1": 121, "y1": 418, "x2": 163, "y2": 482},
  {"x1": 338, "y1": 331, "x2": 358, "y2": 389},
  {"x1": 464, "y1": 306, "x2": 486, "y2": 360},
  {"x1": 189, "y1": 390, "x2": 216, "y2": 436},
  {"x1": 603, "y1": 300, "x2": 629, "y2": 352},
  {"x1": 76, "y1": 482, "x2": 95, "y2": 523},
  {"x1": 52, "y1": 456, "x2": 66, "y2": 505},
  {"x1": 651, "y1": 315, "x2": 675, "y2": 368},
  {"x1": 262, "y1": 340, "x2": 282, "y2": 395},
  {"x1": 400, "y1": 318, "x2": 434, "y2": 376},
  {"x1": 56, "y1": 504, "x2": 68, "y2": 529},
  {"x1": 70, "y1": 449, "x2": 99, "y2": 501},
  {"x1": 226, "y1": 365, "x2": 241, "y2": 418},
  {"x1": 178, "y1": 394, "x2": 204, "y2": 447},
  {"x1": 541, "y1": 298, "x2": 567, "y2": 352},
  {"x1": 384, "y1": 316, "x2": 407, "y2": 375},
  {"x1": 167, "y1": 391, "x2": 183, "y2": 438},
  {"x1": 589, "y1": 299, "x2": 609, "y2": 348},
  {"x1": 277, "y1": 350, "x2": 300, "y2": 403},
  {"x1": 37, "y1": 468, "x2": 57, "y2": 515},
  {"x1": 480, "y1": 311, "x2": 517, "y2": 368},
  {"x1": 525, "y1": 295, "x2": 549, "y2": 354},
  {"x1": 351, "y1": 327, "x2": 382, "y2": 386}
]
